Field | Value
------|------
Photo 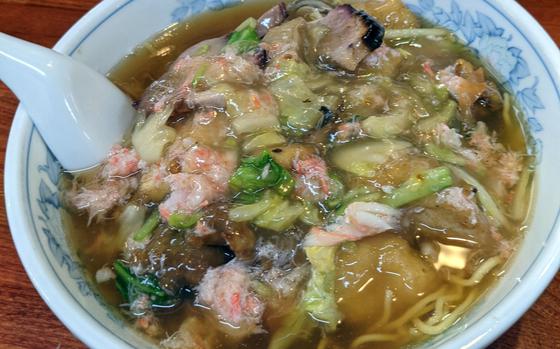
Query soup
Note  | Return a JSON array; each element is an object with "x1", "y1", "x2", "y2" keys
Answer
[{"x1": 62, "y1": 0, "x2": 535, "y2": 348}]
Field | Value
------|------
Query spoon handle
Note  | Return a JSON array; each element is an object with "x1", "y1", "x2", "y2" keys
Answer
[{"x1": 0, "y1": 33, "x2": 135, "y2": 170}]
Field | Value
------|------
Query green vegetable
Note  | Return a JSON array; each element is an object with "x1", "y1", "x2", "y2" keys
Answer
[
  {"x1": 229, "y1": 191, "x2": 282, "y2": 222},
  {"x1": 330, "y1": 139, "x2": 412, "y2": 177},
  {"x1": 331, "y1": 187, "x2": 382, "y2": 215},
  {"x1": 227, "y1": 18, "x2": 260, "y2": 53},
  {"x1": 449, "y1": 165, "x2": 509, "y2": 227},
  {"x1": 384, "y1": 28, "x2": 451, "y2": 40},
  {"x1": 167, "y1": 212, "x2": 202, "y2": 230},
  {"x1": 193, "y1": 44, "x2": 210, "y2": 56},
  {"x1": 302, "y1": 246, "x2": 341, "y2": 331},
  {"x1": 229, "y1": 151, "x2": 294, "y2": 196},
  {"x1": 191, "y1": 63, "x2": 208, "y2": 89},
  {"x1": 300, "y1": 202, "x2": 323, "y2": 226},
  {"x1": 254, "y1": 200, "x2": 304, "y2": 232},
  {"x1": 113, "y1": 260, "x2": 170, "y2": 305},
  {"x1": 361, "y1": 112, "x2": 412, "y2": 139},
  {"x1": 268, "y1": 307, "x2": 315, "y2": 349},
  {"x1": 424, "y1": 143, "x2": 467, "y2": 166},
  {"x1": 269, "y1": 75, "x2": 325, "y2": 136},
  {"x1": 242, "y1": 132, "x2": 287, "y2": 153},
  {"x1": 382, "y1": 166, "x2": 454, "y2": 208},
  {"x1": 132, "y1": 106, "x2": 177, "y2": 163},
  {"x1": 133, "y1": 210, "x2": 160, "y2": 242},
  {"x1": 416, "y1": 100, "x2": 458, "y2": 133},
  {"x1": 407, "y1": 72, "x2": 450, "y2": 108}
]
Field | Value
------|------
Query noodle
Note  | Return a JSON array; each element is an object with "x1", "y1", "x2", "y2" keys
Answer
[
  {"x1": 425, "y1": 298, "x2": 445, "y2": 325},
  {"x1": 382, "y1": 286, "x2": 447, "y2": 330},
  {"x1": 449, "y1": 256, "x2": 502, "y2": 287},
  {"x1": 372, "y1": 289, "x2": 394, "y2": 328},
  {"x1": 412, "y1": 289, "x2": 477, "y2": 335}
]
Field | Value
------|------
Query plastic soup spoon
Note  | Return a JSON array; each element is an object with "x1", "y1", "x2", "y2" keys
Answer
[{"x1": 0, "y1": 32, "x2": 135, "y2": 171}]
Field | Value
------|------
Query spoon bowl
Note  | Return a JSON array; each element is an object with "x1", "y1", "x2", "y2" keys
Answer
[{"x1": 0, "y1": 33, "x2": 135, "y2": 171}]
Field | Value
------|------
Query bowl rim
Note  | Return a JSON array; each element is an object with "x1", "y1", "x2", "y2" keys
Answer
[{"x1": 4, "y1": 0, "x2": 560, "y2": 348}]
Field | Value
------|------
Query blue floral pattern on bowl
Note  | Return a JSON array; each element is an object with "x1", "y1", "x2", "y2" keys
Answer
[
  {"x1": 171, "y1": 0, "x2": 240, "y2": 22},
  {"x1": 406, "y1": 0, "x2": 545, "y2": 136}
]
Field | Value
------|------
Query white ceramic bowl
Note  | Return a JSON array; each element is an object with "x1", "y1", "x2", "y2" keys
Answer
[{"x1": 4, "y1": 0, "x2": 560, "y2": 348}]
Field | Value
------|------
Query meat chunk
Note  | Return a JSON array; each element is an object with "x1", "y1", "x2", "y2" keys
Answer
[
  {"x1": 140, "y1": 51, "x2": 263, "y2": 114},
  {"x1": 360, "y1": 43, "x2": 403, "y2": 77},
  {"x1": 303, "y1": 202, "x2": 401, "y2": 246},
  {"x1": 437, "y1": 59, "x2": 487, "y2": 112},
  {"x1": 129, "y1": 227, "x2": 228, "y2": 293},
  {"x1": 261, "y1": 17, "x2": 307, "y2": 62},
  {"x1": 256, "y1": 2, "x2": 288, "y2": 38},
  {"x1": 196, "y1": 261, "x2": 265, "y2": 334},
  {"x1": 67, "y1": 145, "x2": 140, "y2": 223},
  {"x1": 314, "y1": 5, "x2": 385, "y2": 71},
  {"x1": 401, "y1": 187, "x2": 498, "y2": 249},
  {"x1": 158, "y1": 140, "x2": 237, "y2": 219}
]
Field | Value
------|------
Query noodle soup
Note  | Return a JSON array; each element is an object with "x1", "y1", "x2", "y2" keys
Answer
[{"x1": 62, "y1": 0, "x2": 534, "y2": 348}]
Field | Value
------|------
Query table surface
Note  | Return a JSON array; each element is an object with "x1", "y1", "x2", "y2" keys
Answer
[{"x1": 1, "y1": 1, "x2": 559, "y2": 348}]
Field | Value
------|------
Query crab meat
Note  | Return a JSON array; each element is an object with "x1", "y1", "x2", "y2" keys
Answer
[
  {"x1": 293, "y1": 154, "x2": 331, "y2": 201},
  {"x1": 196, "y1": 261, "x2": 265, "y2": 331},
  {"x1": 304, "y1": 202, "x2": 401, "y2": 247}
]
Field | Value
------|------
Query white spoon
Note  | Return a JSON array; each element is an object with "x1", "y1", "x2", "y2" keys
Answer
[{"x1": 0, "y1": 32, "x2": 136, "y2": 171}]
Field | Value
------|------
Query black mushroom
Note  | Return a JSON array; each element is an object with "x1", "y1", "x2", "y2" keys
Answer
[{"x1": 313, "y1": 4, "x2": 385, "y2": 71}]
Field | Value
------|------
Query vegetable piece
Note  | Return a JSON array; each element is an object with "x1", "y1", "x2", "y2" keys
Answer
[
  {"x1": 302, "y1": 246, "x2": 341, "y2": 331},
  {"x1": 243, "y1": 132, "x2": 287, "y2": 153},
  {"x1": 268, "y1": 307, "x2": 315, "y2": 349},
  {"x1": 424, "y1": 143, "x2": 467, "y2": 166},
  {"x1": 415, "y1": 100, "x2": 457, "y2": 133},
  {"x1": 113, "y1": 260, "x2": 170, "y2": 305},
  {"x1": 132, "y1": 106, "x2": 177, "y2": 163},
  {"x1": 191, "y1": 63, "x2": 208, "y2": 89},
  {"x1": 300, "y1": 202, "x2": 323, "y2": 226},
  {"x1": 449, "y1": 166, "x2": 509, "y2": 227},
  {"x1": 331, "y1": 186, "x2": 382, "y2": 215},
  {"x1": 407, "y1": 72, "x2": 450, "y2": 108},
  {"x1": 510, "y1": 166, "x2": 533, "y2": 222},
  {"x1": 253, "y1": 200, "x2": 304, "y2": 232},
  {"x1": 381, "y1": 166, "x2": 454, "y2": 208},
  {"x1": 118, "y1": 204, "x2": 147, "y2": 246},
  {"x1": 384, "y1": 28, "x2": 450, "y2": 40},
  {"x1": 330, "y1": 139, "x2": 412, "y2": 177},
  {"x1": 228, "y1": 18, "x2": 260, "y2": 53},
  {"x1": 133, "y1": 210, "x2": 160, "y2": 242},
  {"x1": 229, "y1": 191, "x2": 282, "y2": 222},
  {"x1": 167, "y1": 212, "x2": 202, "y2": 230},
  {"x1": 229, "y1": 151, "x2": 294, "y2": 196},
  {"x1": 361, "y1": 112, "x2": 412, "y2": 139},
  {"x1": 269, "y1": 75, "x2": 325, "y2": 136}
]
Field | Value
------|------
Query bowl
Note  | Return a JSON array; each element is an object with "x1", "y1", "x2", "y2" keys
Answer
[{"x1": 4, "y1": 0, "x2": 560, "y2": 348}]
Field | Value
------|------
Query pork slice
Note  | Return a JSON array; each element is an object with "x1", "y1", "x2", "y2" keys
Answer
[
  {"x1": 256, "y1": 2, "x2": 288, "y2": 38},
  {"x1": 315, "y1": 4, "x2": 385, "y2": 71}
]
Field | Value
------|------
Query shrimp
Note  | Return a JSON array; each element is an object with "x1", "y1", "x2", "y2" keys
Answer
[
  {"x1": 196, "y1": 261, "x2": 265, "y2": 332},
  {"x1": 303, "y1": 202, "x2": 402, "y2": 247}
]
